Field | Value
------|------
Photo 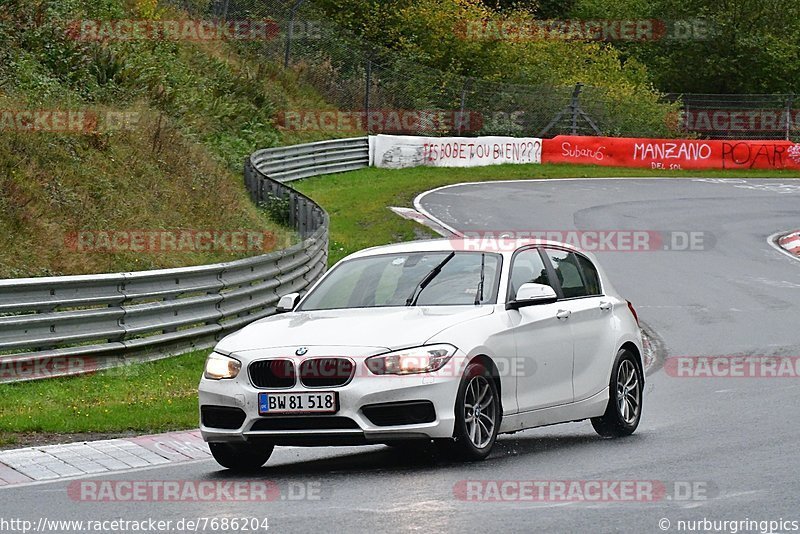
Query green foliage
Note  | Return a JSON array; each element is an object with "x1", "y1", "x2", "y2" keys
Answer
[
  {"x1": 0, "y1": 0, "x2": 286, "y2": 167},
  {"x1": 310, "y1": 0, "x2": 679, "y2": 136},
  {"x1": 479, "y1": 0, "x2": 540, "y2": 13},
  {"x1": 258, "y1": 193, "x2": 292, "y2": 227},
  {"x1": 313, "y1": 0, "x2": 799, "y2": 103},
  {"x1": 568, "y1": 0, "x2": 800, "y2": 93}
]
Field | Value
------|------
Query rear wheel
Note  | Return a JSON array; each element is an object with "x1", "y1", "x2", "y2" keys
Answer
[
  {"x1": 209, "y1": 442, "x2": 274, "y2": 471},
  {"x1": 440, "y1": 362, "x2": 500, "y2": 461},
  {"x1": 591, "y1": 349, "x2": 643, "y2": 437}
]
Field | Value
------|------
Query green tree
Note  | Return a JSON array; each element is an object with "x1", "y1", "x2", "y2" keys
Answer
[
  {"x1": 569, "y1": 0, "x2": 800, "y2": 93},
  {"x1": 649, "y1": 0, "x2": 800, "y2": 92}
]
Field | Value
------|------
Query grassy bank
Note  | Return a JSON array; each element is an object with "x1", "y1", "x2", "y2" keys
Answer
[{"x1": 0, "y1": 0, "x2": 349, "y2": 278}]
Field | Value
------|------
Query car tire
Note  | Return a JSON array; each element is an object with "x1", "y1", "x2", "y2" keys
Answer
[
  {"x1": 441, "y1": 361, "x2": 500, "y2": 461},
  {"x1": 591, "y1": 349, "x2": 643, "y2": 438},
  {"x1": 209, "y1": 442, "x2": 274, "y2": 471}
]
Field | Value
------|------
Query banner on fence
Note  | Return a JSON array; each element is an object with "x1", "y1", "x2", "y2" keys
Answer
[
  {"x1": 543, "y1": 135, "x2": 800, "y2": 170},
  {"x1": 370, "y1": 134, "x2": 542, "y2": 169}
]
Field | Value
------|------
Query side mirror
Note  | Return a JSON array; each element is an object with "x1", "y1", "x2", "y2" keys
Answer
[
  {"x1": 506, "y1": 283, "x2": 558, "y2": 310},
  {"x1": 276, "y1": 293, "x2": 300, "y2": 313}
]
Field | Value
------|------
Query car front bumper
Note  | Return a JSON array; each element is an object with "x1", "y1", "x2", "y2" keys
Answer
[{"x1": 198, "y1": 350, "x2": 466, "y2": 445}]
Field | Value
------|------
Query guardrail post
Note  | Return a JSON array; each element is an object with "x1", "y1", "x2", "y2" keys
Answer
[
  {"x1": 303, "y1": 202, "x2": 314, "y2": 235},
  {"x1": 299, "y1": 198, "x2": 305, "y2": 237},
  {"x1": 289, "y1": 193, "x2": 297, "y2": 229}
]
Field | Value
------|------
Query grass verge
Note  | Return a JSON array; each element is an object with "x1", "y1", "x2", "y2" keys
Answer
[{"x1": 0, "y1": 351, "x2": 205, "y2": 447}]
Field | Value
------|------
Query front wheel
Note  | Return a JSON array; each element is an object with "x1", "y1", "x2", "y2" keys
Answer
[
  {"x1": 591, "y1": 349, "x2": 643, "y2": 437},
  {"x1": 209, "y1": 442, "x2": 274, "y2": 471},
  {"x1": 441, "y1": 362, "x2": 500, "y2": 461}
]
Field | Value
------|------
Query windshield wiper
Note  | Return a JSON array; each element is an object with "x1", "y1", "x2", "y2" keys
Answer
[
  {"x1": 405, "y1": 251, "x2": 456, "y2": 306},
  {"x1": 474, "y1": 253, "x2": 485, "y2": 305}
]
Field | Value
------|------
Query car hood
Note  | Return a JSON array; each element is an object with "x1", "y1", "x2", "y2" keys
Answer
[{"x1": 216, "y1": 306, "x2": 494, "y2": 354}]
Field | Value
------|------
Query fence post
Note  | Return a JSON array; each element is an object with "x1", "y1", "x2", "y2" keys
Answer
[
  {"x1": 458, "y1": 77, "x2": 472, "y2": 136},
  {"x1": 786, "y1": 94, "x2": 794, "y2": 141},
  {"x1": 683, "y1": 95, "x2": 689, "y2": 136},
  {"x1": 538, "y1": 82, "x2": 600, "y2": 137},
  {"x1": 284, "y1": 0, "x2": 306, "y2": 68},
  {"x1": 212, "y1": 0, "x2": 229, "y2": 20},
  {"x1": 570, "y1": 83, "x2": 583, "y2": 135},
  {"x1": 364, "y1": 57, "x2": 372, "y2": 133}
]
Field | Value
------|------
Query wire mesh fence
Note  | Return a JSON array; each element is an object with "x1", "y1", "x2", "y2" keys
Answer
[
  {"x1": 665, "y1": 93, "x2": 798, "y2": 140},
  {"x1": 178, "y1": 0, "x2": 798, "y2": 141}
]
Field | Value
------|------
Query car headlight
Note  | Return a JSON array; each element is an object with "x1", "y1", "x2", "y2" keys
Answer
[
  {"x1": 204, "y1": 352, "x2": 241, "y2": 380},
  {"x1": 366, "y1": 344, "x2": 457, "y2": 375}
]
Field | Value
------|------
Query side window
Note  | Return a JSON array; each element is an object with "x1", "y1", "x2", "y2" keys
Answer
[
  {"x1": 509, "y1": 248, "x2": 552, "y2": 300},
  {"x1": 576, "y1": 254, "x2": 602, "y2": 296},
  {"x1": 544, "y1": 249, "x2": 589, "y2": 299}
]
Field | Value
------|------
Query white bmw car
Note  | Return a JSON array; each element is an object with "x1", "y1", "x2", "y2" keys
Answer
[{"x1": 199, "y1": 238, "x2": 644, "y2": 470}]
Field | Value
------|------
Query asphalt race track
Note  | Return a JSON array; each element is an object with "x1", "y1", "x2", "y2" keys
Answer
[{"x1": 2, "y1": 178, "x2": 799, "y2": 533}]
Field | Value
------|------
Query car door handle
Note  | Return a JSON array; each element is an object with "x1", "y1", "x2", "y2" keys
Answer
[
  {"x1": 556, "y1": 309, "x2": 572, "y2": 320},
  {"x1": 599, "y1": 301, "x2": 612, "y2": 311}
]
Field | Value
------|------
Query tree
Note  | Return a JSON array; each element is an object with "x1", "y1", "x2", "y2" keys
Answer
[{"x1": 569, "y1": 0, "x2": 800, "y2": 93}]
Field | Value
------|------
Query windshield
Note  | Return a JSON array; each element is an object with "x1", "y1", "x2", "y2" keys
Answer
[{"x1": 298, "y1": 252, "x2": 502, "y2": 311}]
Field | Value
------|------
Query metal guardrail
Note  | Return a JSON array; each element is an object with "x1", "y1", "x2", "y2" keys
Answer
[
  {"x1": 250, "y1": 137, "x2": 369, "y2": 184},
  {"x1": 0, "y1": 137, "x2": 368, "y2": 383}
]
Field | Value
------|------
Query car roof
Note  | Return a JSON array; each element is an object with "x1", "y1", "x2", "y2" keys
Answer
[{"x1": 345, "y1": 237, "x2": 585, "y2": 260}]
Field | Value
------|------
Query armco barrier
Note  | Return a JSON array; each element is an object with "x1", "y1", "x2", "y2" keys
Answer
[
  {"x1": 250, "y1": 137, "x2": 369, "y2": 184},
  {"x1": 0, "y1": 138, "x2": 368, "y2": 383}
]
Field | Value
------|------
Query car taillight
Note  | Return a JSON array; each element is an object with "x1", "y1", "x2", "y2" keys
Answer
[{"x1": 626, "y1": 300, "x2": 640, "y2": 327}]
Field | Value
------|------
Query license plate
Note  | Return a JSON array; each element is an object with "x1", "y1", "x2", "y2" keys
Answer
[{"x1": 258, "y1": 391, "x2": 338, "y2": 415}]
